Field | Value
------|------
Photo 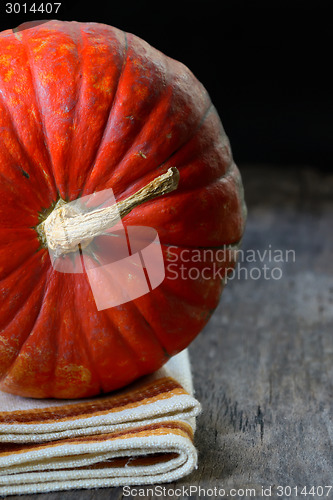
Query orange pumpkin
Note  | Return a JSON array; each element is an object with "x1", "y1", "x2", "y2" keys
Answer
[{"x1": 0, "y1": 20, "x2": 246, "y2": 398}]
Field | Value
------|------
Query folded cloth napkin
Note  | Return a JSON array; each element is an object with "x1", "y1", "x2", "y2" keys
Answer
[{"x1": 0, "y1": 349, "x2": 201, "y2": 496}]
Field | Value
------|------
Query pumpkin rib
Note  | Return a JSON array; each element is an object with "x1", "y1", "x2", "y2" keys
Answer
[
  {"x1": 93, "y1": 259, "x2": 168, "y2": 372},
  {"x1": 0, "y1": 35, "x2": 58, "y2": 205},
  {"x1": 0, "y1": 186, "x2": 40, "y2": 232},
  {"x1": 0, "y1": 127, "x2": 52, "y2": 223},
  {"x1": 0, "y1": 269, "x2": 70, "y2": 397},
  {"x1": 161, "y1": 105, "x2": 233, "y2": 195},
  {"x1": 74, "y1": 252, "x2": 142, "y2": 375},
  {"x1": 71, "y1": 271, "x2": 104, "y2": 395},
  {"x1": 171, "y1": 154, "x2": 234, "y2": 197},
  {"x1": 103, "y1": 305, "x2": 167, "y2": 386},
  {"x1": 0, "y1": 250, "x2": 34, "y2": 287},
  {"x1": 0, "y1": 278, "x2": 48, "y2": 383},
  {"x1": 87, "y1": 248, "x2": 171, "y2": 362},
  {"x1": 59, "y1": 22, "x2": 126, "y2": 201},
  {"x1": 130, "y1": 286, "x2": 212, "y2": 357},
  {"x1": 0, "y1": 261, "x2": 50, "y2": 384},
  {"x1": 0, "y1": 173, "x2": 38, "y2": 228},
  {"x1": 93, "y1": 92, "x2": 177, "y2": 198},
  {"x1": 68, "y1": 270, "x2": 146, "y2": 394},
  {"x1": 128, "y1": 296, "x2": 170, "y2": 355},
  {"x1": 113, "y1": 299, "x2": 170, "y2": 366},
  {"x1": 174, "y1": 110, "x2": 234, "y2": 193},
  {"x1": 113, "y1": 101, "x2": 214, "y2": 204},
  {"x1": 0, "y1": 92, "x2": 43, "y2": 202},
  {"x1": 49, "y1": 271, "x2": 101, "y2": 398},
  {"x1": 70, "y1": 327, "x2": 103, "y2": 396},
  {"x1": 19, "y1": 31, "x2": 58, "y2": 196},
  {"x1": 49, "y1": 269, "x2": 69, "y2": 398},
  {"x1": 154, "y1": 101, "x2": 215, "y2": 183},
  {"x1": 64, "y1": 24, "x2": 127, "y2": 200},
  {"x1": 19, "y1": 24, "x2": 84, "y2": 201},
  {"x1": 64, "y1": 24, "x2": 119, "y2": 200},
  {"x1": 153, "y1": 101, "x2": 215, "y2": 182},
  {"x1": 57, "y1": 23, "x2": 82, "y2": 201},
  {"x1": 0, "y1": 251, "x2": 50, "y2": 330},
  {"x1": 85, "y1": 85, "x2": 177, "y2": 199},
  {"x1": 99, "y1": 308, "x2": 142, "y2": 377},
  {"x1": 0, "y1": 231, "x2": 41, "y2": 282},
  {"x1": 78, "y1": 30, "x2": 129, "y2": 198}
]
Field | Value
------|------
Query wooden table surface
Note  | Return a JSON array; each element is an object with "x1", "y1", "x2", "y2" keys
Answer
[{"x1": 6, "y1": 165, "x2": 333, "y2": 499}]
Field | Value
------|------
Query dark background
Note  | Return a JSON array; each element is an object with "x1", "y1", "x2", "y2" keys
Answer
[{"x1": 0, "y1": 1, "x2": 332, "y2": 170}]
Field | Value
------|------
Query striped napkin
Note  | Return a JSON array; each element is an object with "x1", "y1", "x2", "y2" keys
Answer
[{"x1": 0, "y1": 349, "x2": 201, "y2": 496}]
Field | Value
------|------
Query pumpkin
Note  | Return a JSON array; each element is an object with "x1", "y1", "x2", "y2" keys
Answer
[{"x1": 0, "y1": 20, "x2": 246, "y2": 399}]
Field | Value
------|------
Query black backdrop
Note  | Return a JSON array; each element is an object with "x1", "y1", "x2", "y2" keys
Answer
[{"x1": 0, "y1": 2, "x2": 332, "y2": 170}]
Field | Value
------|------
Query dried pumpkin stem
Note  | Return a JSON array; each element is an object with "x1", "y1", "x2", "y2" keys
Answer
[{"x1": 37, "y1": 167, "x2": 180, "y2": 256}]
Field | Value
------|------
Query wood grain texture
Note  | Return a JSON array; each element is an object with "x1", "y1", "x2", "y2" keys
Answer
[{"x1": 6, "y1": 165, "x2": 333, "y2": 499}]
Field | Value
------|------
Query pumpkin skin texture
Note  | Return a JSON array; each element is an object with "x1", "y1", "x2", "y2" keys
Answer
[{"x1": 0, "y1": 20, "x2": 246, "y2": 399}]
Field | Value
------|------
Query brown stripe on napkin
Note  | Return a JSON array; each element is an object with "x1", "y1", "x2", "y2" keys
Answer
[{"x1": 0, "y1": 377, "x2": 186, "y2": 425}]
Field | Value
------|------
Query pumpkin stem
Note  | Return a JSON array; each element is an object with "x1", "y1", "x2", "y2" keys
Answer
[{"x1": 37, "y1": 167, "x2": 180, "y2": 257}]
